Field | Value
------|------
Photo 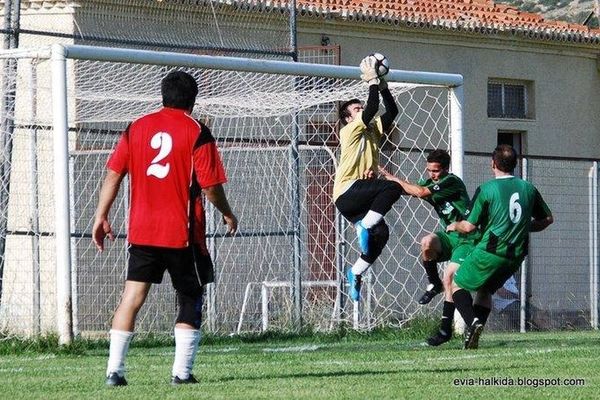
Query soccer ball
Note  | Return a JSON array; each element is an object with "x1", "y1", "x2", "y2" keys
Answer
[{"x1": 370, "y1": 52, "x2": 390, "y2": 77}]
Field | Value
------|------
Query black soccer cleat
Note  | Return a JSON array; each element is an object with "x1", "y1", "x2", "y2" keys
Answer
[
  {"x1": 418, "y1": 283, "x2": 443, "y2": 305},
  {"x1": 171, "y1": 374, "x2": 199, "y2": 385},
  {"x1": 105, "y1": 372, "x2": 127, "y2": 387},
  {"x1": 426, "y1": 330, "x2": 452, "y2": 347},
  {"x1": 464, "y1": 320, "x2": 484, "y2": 350}
]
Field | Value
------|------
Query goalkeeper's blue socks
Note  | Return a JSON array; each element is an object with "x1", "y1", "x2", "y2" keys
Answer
[
  {"x1": 355, "y1": 221, "x2": 370, "y2": 254},
  {"x1": 346, "y1": 268, "x2": 362, "y2": 302},
  {"x1": 356, "y1": 211, "x2": 384, "y2": 255}
]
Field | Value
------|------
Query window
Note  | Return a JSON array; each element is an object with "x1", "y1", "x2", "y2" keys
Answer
[
  {"x1": 488, "y1": 80, "x2": 532, "y2": 119},
  {"x1": 497, "y1": 130, "x2": 524, "y2": 177}
]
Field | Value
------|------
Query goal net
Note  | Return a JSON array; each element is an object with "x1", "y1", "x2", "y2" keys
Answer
[{"x1": 0, "y1": 45, "x2": 462, "y2": 339}]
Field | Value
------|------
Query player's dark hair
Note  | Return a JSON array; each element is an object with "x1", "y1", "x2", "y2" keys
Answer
[
  {"x1": 339, "y1": 99, "x2": 362, "y2": 124},
  {"x1": 161, "y1": 71, "x2": 198, "y2": 110},
  {"x1": 492, "y1": 144, "x2": 518, "y2": 173},
  {"x1": 426, "y1": 149, "x2": 451, "y2": 169}
]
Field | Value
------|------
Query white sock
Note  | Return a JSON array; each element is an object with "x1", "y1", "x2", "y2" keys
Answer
[
  {"x1": 351, "y1": 257, "x2": 371, "y2": 276},
  {"x1": 172, "y1": 327, "x2": 201, "y2": 379},
  {"x1": 106, "y1": 329, "x2": 134, "y2": 377},
  {"x1": 360, "y1": 211, "x2": 383, "y2": 228}
]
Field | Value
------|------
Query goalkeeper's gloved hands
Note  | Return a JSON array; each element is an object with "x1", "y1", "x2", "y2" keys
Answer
[
  {"x1": 360, "y1": 56, "x2": 379, "y2": 85},
  {"x1": 378, "y1": 76, "x2": 388, "y2": 92}
]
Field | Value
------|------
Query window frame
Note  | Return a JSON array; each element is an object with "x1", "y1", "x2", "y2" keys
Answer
[{"x1": 487, "y1": 79, "x2": 533, "y2": 120}]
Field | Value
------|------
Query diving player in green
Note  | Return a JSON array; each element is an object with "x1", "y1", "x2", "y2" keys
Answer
[
  {"x1": 447, "y1": 144, "x2": 553, "y2": 349},
  {"x1": 379, "y1": 149, "x2": 479, "y2": 346}
]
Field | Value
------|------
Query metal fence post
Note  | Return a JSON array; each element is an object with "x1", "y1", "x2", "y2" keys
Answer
[
  {"x1": 589, "y1": 162, "x2": 598, "y2": 329},
  {"x1": 520, "y1": 157, "x2": 529, "y2": 333}
]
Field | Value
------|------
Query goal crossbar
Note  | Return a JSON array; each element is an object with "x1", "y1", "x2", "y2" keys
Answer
[{"x1": 52, "y1": 44, "x2": 464, "y2": 87}]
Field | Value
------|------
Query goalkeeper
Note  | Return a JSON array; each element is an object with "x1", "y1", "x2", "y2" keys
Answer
[
  {"x1": 334, "y1": 55, "x2": 401, "y2": 302},
  {"x1": 379, "y1": 149, "x2": 479, "y2": 346}
]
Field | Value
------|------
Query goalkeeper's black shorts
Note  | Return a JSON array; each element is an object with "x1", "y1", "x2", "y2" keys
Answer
[{"x1": 335, "y1": 179, "x2": 403, "y2": 223}]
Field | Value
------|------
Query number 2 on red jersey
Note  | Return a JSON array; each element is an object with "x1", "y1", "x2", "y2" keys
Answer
[{"x1": 146, "y1": 132, "x2": 172, "y2": 178}]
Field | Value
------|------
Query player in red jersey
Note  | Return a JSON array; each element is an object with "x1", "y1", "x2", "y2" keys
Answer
[{"x1": 92, "y1": 71, "x2": 238, "y2": 386}]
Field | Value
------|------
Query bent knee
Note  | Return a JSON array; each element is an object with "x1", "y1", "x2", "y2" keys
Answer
[
  {"x1": 443, "y1": 263, "x2": 458, "y2": 284},
  {"x1": 420, "y1": 234, "x2": 438, "y2": 252},
  {"x1": 442, "y1": 271, "x2": 454, "y2": 291},
  {"x1": 363, "y1": 221, "x2": 390, "y2": 263}
]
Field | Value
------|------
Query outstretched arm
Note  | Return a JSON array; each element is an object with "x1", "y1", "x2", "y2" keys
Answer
[
  {"x1": 361, "y1": 84, "x2": 380, "y2": 126},
  {"x1": 446, "y1": 220, "x2": 477, "y2": 234},
  {"x1": 92, "y1": 169, "x2": 125, "y2": 251},
  {"x1": 379, "y1": 81, "x2": 398, "y2": 133},
  {"x1": 203, "y1": 184, "x2": 238, "y2": 235},
  {"x1": 378, "y1": 166, "x2": 431, "y2": 198},
  {"x1": 359, "y1": 56, "x2": 381, "y2": 127}
]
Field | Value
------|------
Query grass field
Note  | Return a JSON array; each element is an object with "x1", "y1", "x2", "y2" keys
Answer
[{"x1": 1, "y1": 329, "x2": 598, "y2": 400}]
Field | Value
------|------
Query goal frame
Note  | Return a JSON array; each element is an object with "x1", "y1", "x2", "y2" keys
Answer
[{"x1": 47, "y1": 43, "x2": 463, "y2": 345}]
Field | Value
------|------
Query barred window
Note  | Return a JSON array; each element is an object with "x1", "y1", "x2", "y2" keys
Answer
[{"x1": 488, "y1": 80, "x2": 529, "y2": 119}]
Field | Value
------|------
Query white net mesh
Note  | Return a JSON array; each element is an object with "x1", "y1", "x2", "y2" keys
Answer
[
  {"x1": 15, "y1": 0, "x2": 293, "y2": 57},
  {"x1": 0, "y1": 48, "x2": 452, "y2": 338}
]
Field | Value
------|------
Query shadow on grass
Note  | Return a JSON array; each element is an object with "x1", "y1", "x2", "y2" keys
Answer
[{"x1": 212, "y1": 365, "x2": 512, "y2": 383}]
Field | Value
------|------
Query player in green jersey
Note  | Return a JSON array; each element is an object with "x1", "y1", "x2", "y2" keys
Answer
[
  {"x1": 447, "y1": 144, "x2": 553, "y2": 349},
  {"x1": 380, "y1": 149, "x2": 478, "y2": 346}
]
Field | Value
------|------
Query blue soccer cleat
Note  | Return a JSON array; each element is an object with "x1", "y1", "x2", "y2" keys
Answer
[
  {"x1": 355, "y1": 220, "x2": 370, "y2": 255},
  {"x1": 346, "y1": 268, "x2": 362, "y2": 302}
]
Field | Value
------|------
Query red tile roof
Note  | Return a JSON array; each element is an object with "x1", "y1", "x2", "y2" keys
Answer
[
  {"x1": 292, "y1": 0, "x2": 600, "y2": 44},
  {"x1": 8, "y1": 0, "x2": 600, "y2": 44}
]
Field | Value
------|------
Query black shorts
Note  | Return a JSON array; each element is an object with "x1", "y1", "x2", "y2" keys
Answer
[
  {"x1": 335, "y1": 179, "x2": 403, "y2": 223},
  {"x1": 127, "y1": 244, "x2": 214, "y2": 297}
]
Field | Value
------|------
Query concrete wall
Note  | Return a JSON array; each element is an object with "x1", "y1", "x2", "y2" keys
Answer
[{"x1": 0, "y1": 7, "x2": 76, "y2": 335}]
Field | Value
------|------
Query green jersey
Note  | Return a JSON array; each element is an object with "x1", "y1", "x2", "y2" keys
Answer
[
  {"x1": 467, "y1": 176, "x2": 552, "y2": 261},
  {"x1": 418, "y1": 173, "x2": 471, "y2": 229}
]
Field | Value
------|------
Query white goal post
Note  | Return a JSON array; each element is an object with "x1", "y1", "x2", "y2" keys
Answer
[{"x1": 0, "y1": 44, "x2": 463, "y2": 345}]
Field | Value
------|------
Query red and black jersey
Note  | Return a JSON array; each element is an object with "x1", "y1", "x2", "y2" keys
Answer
[{"x1": 107, "y1": 107, "x2": 226, "y2": 248}]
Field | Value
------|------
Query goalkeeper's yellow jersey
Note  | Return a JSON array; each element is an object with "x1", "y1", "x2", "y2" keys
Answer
[{"x1": 333, "y1": 111, "x2": 383, "y2": 201}]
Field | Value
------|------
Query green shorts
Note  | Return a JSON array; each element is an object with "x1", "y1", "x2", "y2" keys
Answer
[
  {"x1": 454, "y1": 247, "x2": 520, "y2": 291},
  {"x1": 436, "y1": 230, "x2": 475, "y2": 264}
]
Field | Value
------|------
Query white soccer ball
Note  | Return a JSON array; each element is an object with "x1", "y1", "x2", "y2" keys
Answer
[{"x1": 370, "y1": 52, "x2": 390, "y2": 77}]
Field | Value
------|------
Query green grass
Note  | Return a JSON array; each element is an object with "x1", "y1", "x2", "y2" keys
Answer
[{"x1": 1, "y1": 330, "x2": 598, "y2": 399}]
